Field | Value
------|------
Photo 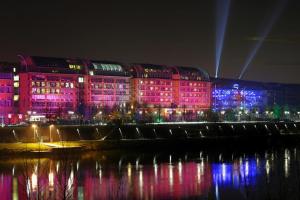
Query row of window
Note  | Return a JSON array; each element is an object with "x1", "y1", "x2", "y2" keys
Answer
[
  {"x1": 0, "y1": 73, "x2": 13, "y2": 79},
  {"x1": 139, "y1": 80, "x2": 172, "y2": 85},
  {"x1": 139, "y1": 97, "x2": 172, "y2": 103},
  {"x1": 180, "y1": 88, "x2": 208, "y2": 92},
  {"x1": 91, "y1": 78, "x2": 129, "y2": 83},
  {"x1": 179, "y1": 98, "x2": 209, "y2": 103},
  {"x1": 91, "y1": 83, "x2": 128, "y2": 90},
  {"x1": 0, "y1": 87, "x2": 13, "y2": 93},
  {"x1": 32, "y1": 88, "x2": 75, "y2": 95},
  {"x1": 31, "y1": 76, "x2": 75, "y2": 81},
  {"x1": 180, "y1": 93, "x2": 210, "y2": 97},
  {"x1": 0, "y1": 100, "x2": 12, "y2": 106},
  {"x1": 139, "y1": 73, "x2": 172, "y2": 79},
  {"x1": 180, "y1": 82, "x2": 208, "y2": 87},
  {"x1": 31, "y1": 95, "x2": 75, "y2": 101},
  {"x1": 139, "y1": 92, "x2": 172, "y2": 97},
  {"x1": 138, "y1": 86, "x2": 172, "y2": 91},
  {"x1": 91, "y1": 91, "x2": 129, "y2": 95},
  {"x1": 91, "y1": 97, "x2": 129, "y2": 102},
  {"x1": 32, "y1": 81, "x2": 75, "y2": 88},
  {"x1": 32, "y1": 102, "x2": 74, "y2": 107}
]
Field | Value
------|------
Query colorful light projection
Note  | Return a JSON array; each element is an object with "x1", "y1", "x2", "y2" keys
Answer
[
  {"x1": 212, "y1": 159, "x2": 258, "y2": 187},
  {"x1": 215, "y1": 0, "x2": 231, "y2": 78},
  {"x1": 212, "y1": 84, "x2": 267, "y2": 111},
  {"x1": 238, "y1": 0, "x2": 289, "y2": 79}
]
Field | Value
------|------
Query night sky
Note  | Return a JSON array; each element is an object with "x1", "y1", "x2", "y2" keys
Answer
[{"x1": 1, "y1": 1, "x2": 299, "y2": 83}]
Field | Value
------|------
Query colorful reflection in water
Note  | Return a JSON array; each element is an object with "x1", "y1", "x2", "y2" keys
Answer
[
  {"x1": 0, "y1": 148, "x2": 299, "y2": 199},
  {"x1": 212, "y1": 159, "x2": 258, "y2": 187}
]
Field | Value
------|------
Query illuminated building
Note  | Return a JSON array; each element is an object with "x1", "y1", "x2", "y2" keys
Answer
[
  {"x1": 82, "y1": 60, "x2": 130, "y2": 116},
  {"x1": 129, "y1": 64, "x2": 174, "y2": 108},
  {"x1": 0, "y1": 62, "x2": 20, "y2": 125},
  {"x1": 172, "y1": 66, "x2": 211, "y2": 111},
  {"x1": 18, "y1": 56, "x2": 132, "y2": 122},
  {"x1": 129, "y1": 64, "x2": 212, "y2": 120},
  {"x1": 18, "y1": 56, "x2": 85, "y2": 121},
  {"x1": 0, "y1": 54, "x2": 294, "y2": 124},
  {"x1": 212, "y1": 78, "x2": 268, "y2": 112}
]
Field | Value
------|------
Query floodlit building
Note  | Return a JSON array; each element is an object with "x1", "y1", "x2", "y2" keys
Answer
[
  {"x1": 0, "y1": 62, "x2": 19, "y2": 124},
  {"x1": 129, "y1": 64, "x2": 174, "y2": 108},
  {"x1": 82, "y1": 60, "x2": 131, "y2": 117},
  {"x1": 172, "y1": 66, "x2": 211, "y2": 112},
  {"x1": 129, "y1": 64, "x2": 212, "y2": 121},
  {"x1": 18, "y1": 56, "x2": 84, "y2": 122},
  {"x1": 1, "y1": 54, "x2": 296, "y2": 124},
  {"x1": 211, "y1": 78, "x2": 268, "y2": 112}
]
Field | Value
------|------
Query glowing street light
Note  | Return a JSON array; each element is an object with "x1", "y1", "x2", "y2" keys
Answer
[
  {"x1": 49, "y1": 124, "x2": 54, "y2": 142},
  {"x1": 32, "y1": 124, "x2": 37, "y2": 141}
]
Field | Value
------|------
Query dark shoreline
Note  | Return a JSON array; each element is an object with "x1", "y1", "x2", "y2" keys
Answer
[{"x1": 0, "y1": 121, "x2": 298, "y2": 156}]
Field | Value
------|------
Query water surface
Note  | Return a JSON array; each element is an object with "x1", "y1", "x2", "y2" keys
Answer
[{"x1": 0, "y1": 148, "x2": 299, "y2": 199}]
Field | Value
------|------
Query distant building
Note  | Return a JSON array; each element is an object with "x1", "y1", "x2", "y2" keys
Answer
[
  {"x1": 172, "y1": 66, "x2": 211, "y2": 112},
  {"x1": 2, "y1": 54, "x2": 296, "y2": 124},
  {"x1": 129, "y1": 64, "x2": 174, "y2": 108},
  {"x1": 129, "y1": 64, "x2": 212, "y2": 121},
  {"x1": 0, "y1": 62, "x2": 20, "y2": 124},
  {"x1": 211, "y1": 78, "x2": 268, "y2": 112},
  {"x1": 18, "y1": 56, "x2": 84, "y2": 122},
  {"x1": 211, "y1": 78, "x2": 300, "y2": 119},
  {"x1": 82, "y1": 60, "x2": 131, "y2": 118}
]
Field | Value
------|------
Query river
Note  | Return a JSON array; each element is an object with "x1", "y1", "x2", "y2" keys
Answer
[{"x1": 0, "y1": 147, "x2": 299, "y2": 199}]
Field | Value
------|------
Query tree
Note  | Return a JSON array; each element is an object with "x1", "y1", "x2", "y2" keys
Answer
[
  {"x1": 204, "y1": 109, "x2": 219, "y2": 122},
  {"x1": 273, "y1": 104, "x2": 282, "y2": 119}
]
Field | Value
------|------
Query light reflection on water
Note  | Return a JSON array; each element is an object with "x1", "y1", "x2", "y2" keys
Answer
[{"x1": 0, "y1": 148, "x2": 299, "y2": 199}]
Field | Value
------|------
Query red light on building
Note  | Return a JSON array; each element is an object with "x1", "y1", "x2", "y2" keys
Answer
[
  {"x1": 129, "y1": 64, "x2": 212, "y2": 120},
  {"x1": 130, "y1": 64, "x2": 174, "y2": 108},
  {"x1": 18, "y1": 56, "x2": 84, "y2": 122},
  {"x1": 0, "y1": 70, "x2": 14, "y2": 125},
  {"x1": 83, "y1": 61, "x2": 131, "y2": 119}
]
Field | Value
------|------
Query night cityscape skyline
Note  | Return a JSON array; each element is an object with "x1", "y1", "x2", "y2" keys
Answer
[
  {"x1": 0, "y1": 1, "x2": 300, "y2": 200},
  {"x1": 1, "y1": 1, "x2": 300, "y2": 83}
]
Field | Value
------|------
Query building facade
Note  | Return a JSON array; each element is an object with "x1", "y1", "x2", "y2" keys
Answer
[
  {"x1": 0, "y1": 54, "x2": 294, "y2": 124},
  {"x1": 18, "y1": 56, "x2": 84, "y2": 122},
  {"x1": 211, "y1": 78, "x2": 268, "y2": 112},
  {"x1": 0, "y1": 62, "x2": 20, "y2": 125},
  {"x1": 172, "y1": 66, "x2": 211, "y2": 111},
  {"x1": 129, "y1": 64, "x2": 174, "y2": 108},
  {"x1": 82, "y1": 60, "x2": 131, "y2": 118},
  {"x1": 129, "y1": 64, "x2": 212, "y2": 121}
]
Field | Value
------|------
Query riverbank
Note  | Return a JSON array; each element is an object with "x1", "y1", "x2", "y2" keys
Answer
[
  {"x1": 0, "y1": 121, "x2": 298, "y2": 155},
  {"x1": 0, "y1": 134, "x2": 300, "y2": 156}
]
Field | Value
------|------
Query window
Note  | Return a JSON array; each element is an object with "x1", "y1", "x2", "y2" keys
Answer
[
  {"x1": 78, "y1": 77, "x2": 84, "y2": 83},
  {"x1": 13, "y1": 75, "x2": 19, "y2": 81},
  {"x1": 14, "y1": 95, "x2": 19, "y2": 101}
]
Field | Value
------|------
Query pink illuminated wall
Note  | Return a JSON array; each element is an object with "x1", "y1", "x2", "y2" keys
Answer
[
  {"x1": 19, "y1": 73, "x2": 79, "y2": 119},
  {"x1": 0, "y1": 73, "x2": 14, "y2": 124},
  {"x1": 84, "y1": 75, "x2": 130, "y2": 108},
  {"x1": 132, "y1": 78, "x2": 173, "y2": 107},
  {"x1": 176, "y1": 80, "x2": 211, "y2": 110}
]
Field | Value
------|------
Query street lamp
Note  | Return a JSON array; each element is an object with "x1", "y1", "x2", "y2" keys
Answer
[
  {"x1": 32, "y1": 124, "x2": 37, "y2": 141},
  {"x1": 49, "y1": 124, "x2": 54, "y2": 142}
]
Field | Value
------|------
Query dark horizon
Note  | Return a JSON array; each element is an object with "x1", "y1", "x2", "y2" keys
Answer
[{"x1": 1, "y1": 1, "x2": 300, "y2": 83}]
